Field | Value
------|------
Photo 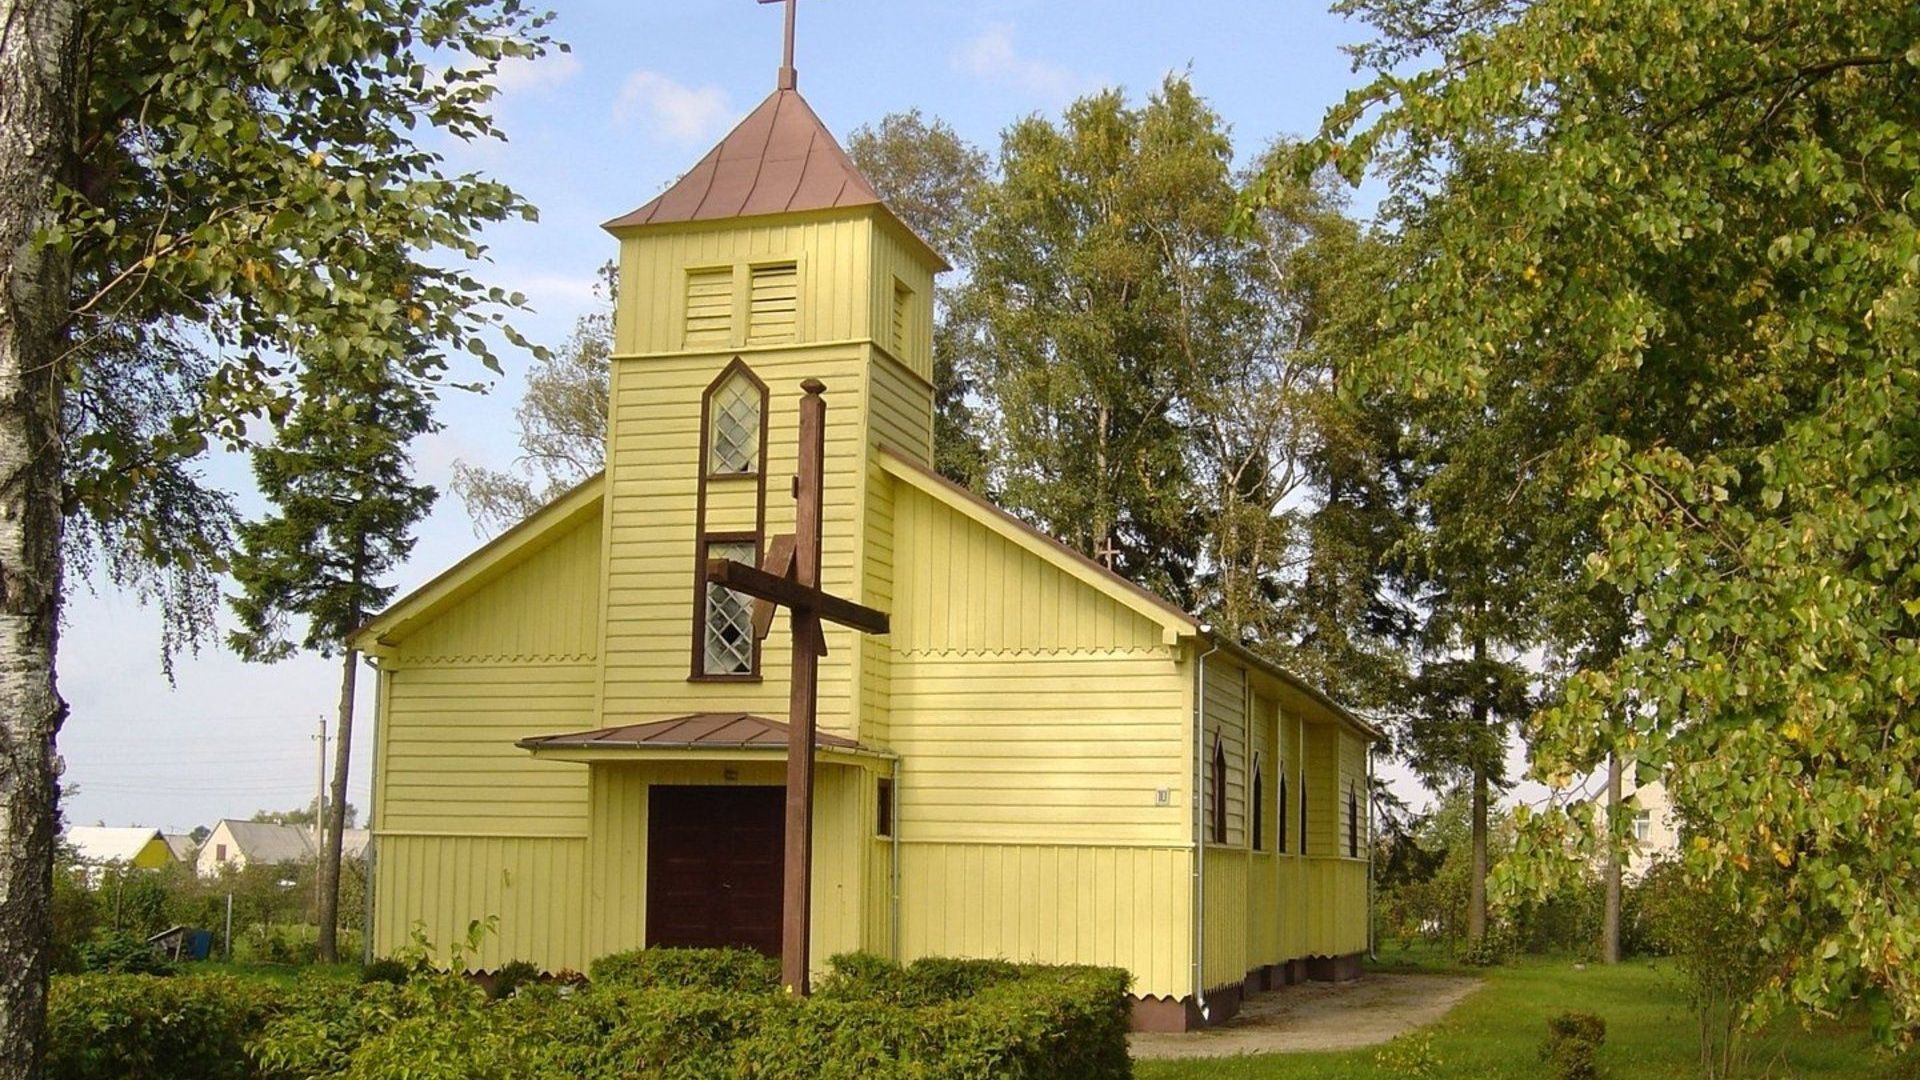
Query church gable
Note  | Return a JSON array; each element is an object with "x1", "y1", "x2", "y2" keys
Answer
[
  {"x1": 879, "y1": 450, "x2": 1192, "y2": 657},
  {"x1": 397, "y1": 509, "x2": 602, "y2": 666},
  {"x1": 889, "y1": 483, "x2": 1173, "y2": 656}
]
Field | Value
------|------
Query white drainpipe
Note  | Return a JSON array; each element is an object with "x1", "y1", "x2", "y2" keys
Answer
[
  {"x1": 1367, "y1": 748, "x2": 1377, "y2": 961},
  {"x1": 1191, "y1": 630, "x2": 1221, "y2": 1023},
  {"x1": 890, "y1": 761, "x2": 902, "y2": 961}
]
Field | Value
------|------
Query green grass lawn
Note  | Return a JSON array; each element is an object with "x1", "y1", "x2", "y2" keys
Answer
[
  {"x1": 190, "y1": 960, "x2": 360, "y2": 984},
  {"x1": 1137, "y1": 947, "x2": 1899, "y2": 1079}
]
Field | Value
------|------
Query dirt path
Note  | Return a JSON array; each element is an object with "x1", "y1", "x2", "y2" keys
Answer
[{"x1": 1129, "y1": 973, "x2": 1482, "y2": 1060}]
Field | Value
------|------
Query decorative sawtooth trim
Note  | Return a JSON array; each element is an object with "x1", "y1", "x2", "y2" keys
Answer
[
  {"x1": 388, "y1": 651, "x2": 598, "y2": 667},
  {"x1": 887, "y1": 644, "x2": 1171, "y2": 660}
]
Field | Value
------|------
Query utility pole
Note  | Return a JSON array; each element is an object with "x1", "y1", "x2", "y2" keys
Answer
[{"x1": 313, "y1": 715, "x2": 327, "y2": 919}]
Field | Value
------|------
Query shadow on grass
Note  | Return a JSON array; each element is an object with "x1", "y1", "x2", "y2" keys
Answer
[{"x1": 1136, "y1": 947, "x2": 1899, "y2": 1080}]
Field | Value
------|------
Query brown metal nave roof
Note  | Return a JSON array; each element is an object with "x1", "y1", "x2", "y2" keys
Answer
[
  {"x1": 516, "y1": 712, "x2": 863, "y2": 753},
  {"x1": 602, "y1": 89, "x2": 884, "y2": 230}
]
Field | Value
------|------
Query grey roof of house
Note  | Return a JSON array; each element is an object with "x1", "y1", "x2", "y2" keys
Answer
[{"x1": 215, "y1": 820, "x2": 315, "y2": 863}]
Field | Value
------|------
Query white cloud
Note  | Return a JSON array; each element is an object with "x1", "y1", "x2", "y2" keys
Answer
[
  {"x1": 490, "y1": 51, "x2": 581, "y2": 96},
  {"x1": 951, "y1": 24, "x2": 1093, "y2": 105},
  {"x1": 613, "y1": 71, "x2": 732, "y2": 143}
]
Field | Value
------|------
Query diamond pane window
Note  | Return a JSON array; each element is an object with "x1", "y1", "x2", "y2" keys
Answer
[
  {"x1": 708, "y1": 370, "x2": 762, "y2": 476},
  {"x1": 704, "y1": 540, "x2": 757, "y2": 675}
]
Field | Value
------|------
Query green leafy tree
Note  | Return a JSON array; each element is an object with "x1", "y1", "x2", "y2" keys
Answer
[
  {"x1": 1289, "y1": 0, "x2": 1920, "y2": 1036},
  {"x1": 0, "y1": 2, "x2": 558, "y2": 1065},
  {"x1": 848, "y1": 110, "x2": 992, "y2": 488},
  {"x1": 230, "y1": 352, "x2": 435, "y2": 963},
  {"x1": 451, "y1": 265, "x2": 613, "y2": 532},
  {"x1": 252, "y1": 800, "x2": 359, "y2": 830},
  {"x1": 964, "y1": 77, "x2": 1249, "y2": 603}
]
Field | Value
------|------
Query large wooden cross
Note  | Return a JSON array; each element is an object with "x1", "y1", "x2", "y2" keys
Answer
[{"x1": 705, "y1": 378, "x2": 887, "y2": 995}]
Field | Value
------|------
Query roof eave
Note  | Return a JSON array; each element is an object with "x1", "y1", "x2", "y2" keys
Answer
[
  {"x1": 348, "y1": 472, "x2": 605, "y2": 655},
  {"x1": 1201, "y1": 631, "x2": 1384, "y2": 742},
  {"x1": 875, "y1": 445, "x2": 1197, "y2": 639}
]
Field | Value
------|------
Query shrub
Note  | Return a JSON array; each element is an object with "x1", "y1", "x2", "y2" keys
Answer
[
  {"x1": 359, "y1": 956, "x2": 410, "y2": 985},
  {"x1": 1455, "y1": 921, "x2": 1520, "y2": 967},
  {"x1": 1540, "y1": 1011, "x2": 1606, "y2": 1080},
  {"x1": 75, "y1": 931, "x2": 172, "y2": 976},
  {"x1": 805, "y1": 955, "x2": 1131, "y2": 1078},
  {"x1": 588, "y1": 946, "x2": 781, "y2": 993},
  {"x1": 818, "y1": 953, "x2": 1027, "y2": 1007},
  {"x1": 45, "y1": 974, "x2": 280, "y2": 1080},
  {"x1": 490, "y1": 958, "x2": 542, "y2": 999},
  {"x1": 52, "y1": 953, "x2": 1133, "y2": 1080}
]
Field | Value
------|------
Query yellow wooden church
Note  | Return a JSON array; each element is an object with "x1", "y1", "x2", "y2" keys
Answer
[{"x1": 351, "y1": 75, "x2": 1377, "y2": 1030}]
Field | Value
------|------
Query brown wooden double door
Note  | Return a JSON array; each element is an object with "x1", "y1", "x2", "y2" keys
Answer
[{"x1": 645, "y1": 785, "x2": 785, "y2": 956}]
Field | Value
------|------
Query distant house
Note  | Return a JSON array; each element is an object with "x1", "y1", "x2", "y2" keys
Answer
[
  {"x1": 196, "y1": 820, "x2": 313, "y2": 877},
  {"x1": 65, "y1": 826, "x2": 176, "y2": 883},
  {"x1": 1622, "y1": 773, "x2": 1681, "y2": 877},
  {"x1": 161, "y1": 833, "x2": 198, "y2": 863},
  {"x1": 194, "y1": 819, "x2": 371, "y2": 878}
]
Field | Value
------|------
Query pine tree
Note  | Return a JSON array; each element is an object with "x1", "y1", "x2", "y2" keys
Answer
[{"x1": 228, "y1": 351, "x2": 435, "y2": 963}]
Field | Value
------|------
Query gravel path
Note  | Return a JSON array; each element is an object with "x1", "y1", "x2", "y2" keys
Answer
[{"x1": 1129, "y1": 973, "x2": 1482, "y2": 1060}]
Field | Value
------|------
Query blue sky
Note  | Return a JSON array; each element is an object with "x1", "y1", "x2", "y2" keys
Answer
[{"x1": 61, "y1": 0, "x2": 1454, "y2": 833}]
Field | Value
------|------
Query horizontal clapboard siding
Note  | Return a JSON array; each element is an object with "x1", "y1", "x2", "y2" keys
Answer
[
  {"x1": 890, "y1": 653, "x2": 1188, "y2": 846},
  {"x1": 889, "y1": 484, "x2": 1168, "y2": 656},
  {"x1": 602, "y1": 348, "x2": 868, "y2": 734},
  {"x1": 378, "y1": 664, "x2": 594, "y2": 835}
]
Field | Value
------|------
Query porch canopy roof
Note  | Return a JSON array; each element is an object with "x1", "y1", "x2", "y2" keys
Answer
[{"x1": 516, "y1": 712, "x2": 889, "y2": 765}]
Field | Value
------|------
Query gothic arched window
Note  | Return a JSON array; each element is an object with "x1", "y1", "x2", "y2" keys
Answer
[
  {"x1": 1210, "y1": 735, "x2": 1228, "y2": 845},
  {"x1": 1348, "y1": 783, "x2": 1361, "y2": 858},
  {"x1": 1251, "y1": 754, "x2": 1264, "y2": 851},
  {"x1": 704, "y1": 358, "x2": 766, "y2": 477},
  {"x1": 693, "y1": 359, "x2": 769, "y2": 679},
  {"x1": 1278, "y1": 772, "x2": 1289, "y2": 853}
]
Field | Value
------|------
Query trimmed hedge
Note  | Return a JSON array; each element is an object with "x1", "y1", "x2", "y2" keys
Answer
[
  {"x1": 48, "y1": 951, "x2": 1132, "y2": 1080},
  {"x1": 46, "y1": 974, "x2": 285, "y2": 1080},
  {"x1": 588, "y1": 946, "x2": 782, "y2": 993}
]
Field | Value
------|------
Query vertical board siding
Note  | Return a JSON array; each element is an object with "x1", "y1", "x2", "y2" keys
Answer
[
  {"x1": 619, "y1": 215, "x2": 876, "y2": 357},
  {"x1": 1201, "y1": 847, "x2": 1249, "y2": 989},
  {"x1": 899, "y1": 843, "x2": 1190, "y2": 1000},
  {"x1": 374, "y1": 835, "x2": 588, "y2": 972},
  {"x1": 1305, "y1": 858, "x2": 1370, "y2": 957},
  {"x1": 869, "y1": 225, "x2": 935, "y2": 382}
]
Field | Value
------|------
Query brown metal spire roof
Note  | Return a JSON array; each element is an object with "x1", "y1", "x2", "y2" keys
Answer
[{"x1": 603, "y1": 89, "x2": 885, "y2": 230}]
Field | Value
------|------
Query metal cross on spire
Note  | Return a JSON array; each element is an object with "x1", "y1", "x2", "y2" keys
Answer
[{"x1": 758, "y1": 0, "x2": 799, "y2": 90}]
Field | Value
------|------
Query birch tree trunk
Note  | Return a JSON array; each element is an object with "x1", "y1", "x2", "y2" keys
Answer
[
  {"x1": 1602, "y1": 750, "x2": 1623, "y2": 964},
  {"x1": 1467, "y1": 631, "x2": 1490, "y2": 947},
  {"x1": 316, "y1": 646, "x2": 358, "y2": 963},
  {"x1": 0, "y1": 2, "x2": 78, "y2": 1074}
]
